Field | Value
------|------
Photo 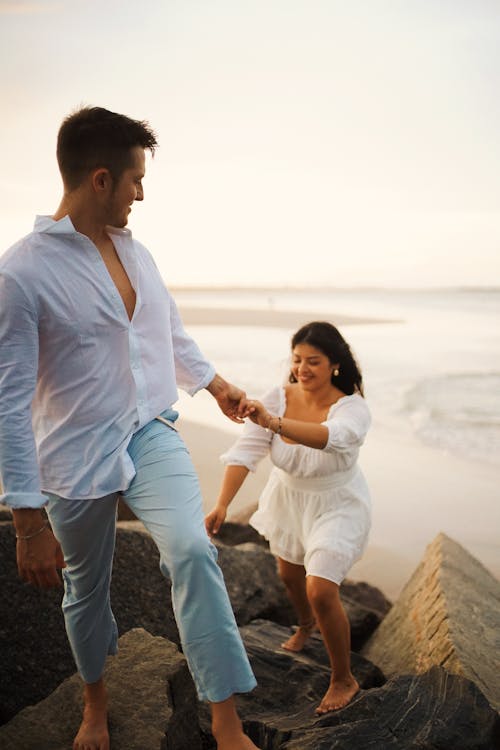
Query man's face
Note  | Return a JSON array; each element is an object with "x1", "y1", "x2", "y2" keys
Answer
[{"x1": 107, "y1": 146, "x2": 145, "y2": 227}]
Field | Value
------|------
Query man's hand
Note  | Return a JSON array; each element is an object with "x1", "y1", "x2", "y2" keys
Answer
[
  {"x1": 14, "y1": 511, "x2": 65, "y2": 588},
  {"x1": 206, "y1": 374, "x2": 251, "y2": 423}
]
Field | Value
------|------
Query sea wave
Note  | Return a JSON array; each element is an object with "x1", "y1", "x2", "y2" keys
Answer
[{"x1": 404, "y1": 373, "x2": 500, "y2": 464}]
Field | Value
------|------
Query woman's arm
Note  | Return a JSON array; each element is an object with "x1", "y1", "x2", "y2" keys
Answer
[
  {"x1": 247, "y1": 400, "x2": 329, "y2": 449},
  {"x1": 205, "y1": 464, "x2": 250, "y2": 535}
]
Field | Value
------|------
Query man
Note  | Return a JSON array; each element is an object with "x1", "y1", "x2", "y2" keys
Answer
[{"x1": 0, "y1": 106, "x2": 259, "y2": 750}]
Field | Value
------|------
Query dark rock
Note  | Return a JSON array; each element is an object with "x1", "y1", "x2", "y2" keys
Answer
[
  {"x1": 0, "y1": 505, "x2": 12, "y2": 522},
  {"x1": 198, "y1": 619, "x2": 385, "y2": 747},
  {"x1": 0, "y1": 519, "x2": 388, "y2": 724},
  {"x1": 213, "y1": 521, "x2": 269, "y2": 548},
  {"x1": 0, "y1": 522, "x2": 72, "y2": 725},
  {"x1": 280, "y1": 668, "x2": 500, "y2": 750},
  {"x1": 0, "y1": 628, "x2": 202, "y2": 750},
  {"x1": 340, "y1": 579, "x2": 391, "y2": 618},
  {"x1": 199, "y1": 621, "x2": 499, "y2": 749}
]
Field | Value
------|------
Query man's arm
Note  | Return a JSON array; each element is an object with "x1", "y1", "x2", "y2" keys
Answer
[{"x1": 0, "y1": 272, "x2": 64, "y2": 587}]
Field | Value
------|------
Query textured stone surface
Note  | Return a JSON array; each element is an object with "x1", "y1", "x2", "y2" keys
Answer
[
  {"x1": 199, "y1": 620, "x2": 499, "y2": 750},
  {"x1": 1, "y1": 518, "x2": 388, "y2": 723},
  {"x1": 280, "y1": 668, "x2": 500, "y2": 750},
  {"x1": 362, "y1": 532, "x2": 500, "y2": 711},
  {"x1": 0, "y1": 628, "x2": 201, "y2": 750}
]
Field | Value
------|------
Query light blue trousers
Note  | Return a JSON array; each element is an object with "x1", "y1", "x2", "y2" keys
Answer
[{"x1": 46, "y1": 410, "x2": 257, "y2": 702}]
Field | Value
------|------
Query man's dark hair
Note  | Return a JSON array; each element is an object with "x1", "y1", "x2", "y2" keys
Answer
[{"x1": 57, "y1": 106, "x2": 158, "y2": 190}]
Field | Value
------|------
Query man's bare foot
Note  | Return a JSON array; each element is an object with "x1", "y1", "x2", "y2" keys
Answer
[
  {"x1": 74, "y1": 679, "x2": 109, "y2": 750},
  {"x1": 315, "y1": 676, "x2": 359, "y2": 715},
  {"x1": 73, "y1": 702, "x2": 109, "y2": 750},
  {"x1": 212, "y1": 722, "x2": 260, "y2": 749},
  {"x1": 211, "y1": 695, "x2": 260, "y2": 749},
  {"x1": 281, "y1": 620, "x2": 317, "y2": 652}
]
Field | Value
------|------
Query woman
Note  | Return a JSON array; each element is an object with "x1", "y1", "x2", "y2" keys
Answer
[{"x1": 205, "y1": 321, "x2": 371, "y2": 714}]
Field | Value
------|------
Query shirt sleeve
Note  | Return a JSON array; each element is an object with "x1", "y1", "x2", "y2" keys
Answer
[
  {"x1": 168, "y1": 293, "x2": 216, "y2": 396},
  {"x1": 324, "y1": 395, "x2": 371, "y2": 453},
  {"x1": 0, "y1": 272, "x2": 47, "y2": 508},
  {"x1": 220, "y1": 386, "x2": 281, "y2": 471}
]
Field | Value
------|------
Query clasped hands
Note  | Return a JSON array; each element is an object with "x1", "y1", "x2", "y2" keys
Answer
[{"x1": 207, "y1": 375, "x2": 271, "y2": 426}]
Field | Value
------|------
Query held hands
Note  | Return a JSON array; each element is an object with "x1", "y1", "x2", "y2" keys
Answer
[
  {"x1": 245, "y1": 400, "x2": 273, "y2": 429},
  {"x1": 206, "y1": 374, "x2": 251, "y2": 424}
]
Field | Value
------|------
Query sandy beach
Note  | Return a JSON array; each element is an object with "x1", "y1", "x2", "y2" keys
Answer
[{"x1": 176, "y1": 305, "x2": 398, "y2": 328}]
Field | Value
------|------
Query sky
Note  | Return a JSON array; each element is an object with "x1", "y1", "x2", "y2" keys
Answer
[{"x1": 1, "y1": 0, "x2": 499, "y2": 288}]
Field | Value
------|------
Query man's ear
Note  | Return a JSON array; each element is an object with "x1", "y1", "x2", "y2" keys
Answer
[{"x1": 91, "y1": 168, "x2": 112, "y2": 194}]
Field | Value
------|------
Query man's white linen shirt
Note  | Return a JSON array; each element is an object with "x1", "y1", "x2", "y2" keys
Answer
[{"x1": 0, "y1": 215, "x2": 216, "y2": 509}]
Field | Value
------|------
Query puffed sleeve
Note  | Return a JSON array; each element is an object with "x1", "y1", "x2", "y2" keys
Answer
[
  {"x1": 324, "y1": 394, "x2": 371, "y2": 453},
  {"x1": 220, "y1": 386, "x2": 282, "y2": 471}
]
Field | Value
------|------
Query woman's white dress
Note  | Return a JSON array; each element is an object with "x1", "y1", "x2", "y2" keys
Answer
[{"x1": 221, "y1": 386, "x2": 372, "y2": 584}]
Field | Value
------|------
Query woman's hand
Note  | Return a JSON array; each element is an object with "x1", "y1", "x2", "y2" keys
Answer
[
  {"x1": 205, "y1": 505, "x2": 227, "y2": 536},
  {"x1": 246, "y1": 400, "x2": 273, "y2": 429}
]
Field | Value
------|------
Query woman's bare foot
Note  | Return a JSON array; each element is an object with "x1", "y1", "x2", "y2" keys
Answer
[
  {"x1": 74, "y1": 679, "x2": 109, "y2": 750},
  {"x1": 315, "y1": 676, "x2": 359, "y2": 715},
  {"x1": 281, "y1": 620, "x2": 317, "y2": 652}
]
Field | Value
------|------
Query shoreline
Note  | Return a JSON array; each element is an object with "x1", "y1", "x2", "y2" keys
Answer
[{"x1": 177, "y1": 305, "x2": 400, "y2": 328}]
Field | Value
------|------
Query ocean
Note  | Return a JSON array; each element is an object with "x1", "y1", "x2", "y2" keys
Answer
[{"x1": 173, "y1": 287, "x2": 500, "y2": 468}]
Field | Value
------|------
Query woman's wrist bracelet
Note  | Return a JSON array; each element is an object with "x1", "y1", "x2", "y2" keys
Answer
[
  {"x1": 15, "y1": 520, "x2": 49, "y2": 540},
  {"x1": 266, "y1": 415, "x2": 283, "y2": 435}
]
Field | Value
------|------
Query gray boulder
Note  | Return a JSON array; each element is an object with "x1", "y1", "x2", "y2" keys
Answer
[
  {"x1": 363, "y1": 532, "x2": 500, "y2": 712},
  {"x1": 0, "y1": 628, "x2": 201, "y2": 750}
]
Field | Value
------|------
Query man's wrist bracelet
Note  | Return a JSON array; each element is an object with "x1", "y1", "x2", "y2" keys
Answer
[{"x1": 15, "y1": 520, "x2": 49, "y2": 540}]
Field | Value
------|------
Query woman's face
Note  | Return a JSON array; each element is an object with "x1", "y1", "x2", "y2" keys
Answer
[{"x1": 291, "y1": 343, "x2": 336, "y2": 390}]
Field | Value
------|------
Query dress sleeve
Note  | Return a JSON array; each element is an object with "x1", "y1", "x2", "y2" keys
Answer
[
  {"x1": 324, "y1": 395, "x2": 371, "y2": 453},
  {"x1": 220, "y1": 386, "x2": 282, "y2": 472},
  {"x1": 0, "y1": 272, "x2": 47, "y2": 508}
]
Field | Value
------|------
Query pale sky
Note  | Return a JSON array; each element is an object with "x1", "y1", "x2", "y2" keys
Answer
[{"x1": 1, "y1": 0, "x2": 499, "y2": 287}]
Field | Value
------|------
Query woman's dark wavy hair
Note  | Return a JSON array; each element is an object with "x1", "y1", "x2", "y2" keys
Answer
[{"x1": 289, "y1": 321, "x2": 364, "y2": 396}]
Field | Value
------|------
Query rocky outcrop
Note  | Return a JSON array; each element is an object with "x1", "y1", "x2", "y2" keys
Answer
[
  {"x1": 0, "y1": 628, "x2": 200, "y2": 750},
  {"x1": 3, "y1": 622, "x2": 499, "y2": 750},
  {"x1": 198, "y1": 620, "x2": 500, "y2": 748},
  {"x1": 362, "y1": 532, "x2": 500, "y2": 712},
  {"x1": 0, "y1": 519, "x2": 386, "y2": 724}
]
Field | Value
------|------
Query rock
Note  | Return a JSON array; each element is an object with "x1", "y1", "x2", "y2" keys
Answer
[
  {"x1": 279, "y1": 668, "x2": 500, "y2": 750},
  {"x1": 0, "y1": 521, "x2": 73, "y2": 725},
  {"x1": 0, "y1": 628, "x2": 201, "y2": 750},
  {"x1": 0, "y1": 519, "x2": 389, "y2": 723},
  {"x1": 362, "y1": 532, "x2": 500, "y2": 712},
  {"x1": 0, "y1": 504, "x2": 11, "y2": 522},
  {"x1": 198, "y1": 620, "x2": 499, "y2": 750},
  {"x1": 198, "y1": 618, "x2": 385, "y2": 746},
  {"x1": 211, "y1": 520, "x2": 269, "y2": 548}
]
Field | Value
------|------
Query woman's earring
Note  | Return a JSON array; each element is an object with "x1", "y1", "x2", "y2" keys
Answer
[{"x1": 333, "y1": 367, "x2": 340, "y2": 377}]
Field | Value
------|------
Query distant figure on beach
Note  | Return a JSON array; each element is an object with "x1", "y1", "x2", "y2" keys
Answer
[
  {"x1": 206, "y1": 321, "x2": 371, "y2": 714},
  {"x1": 0, "y1": 107, "x2": 260, "y2": 750}
]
